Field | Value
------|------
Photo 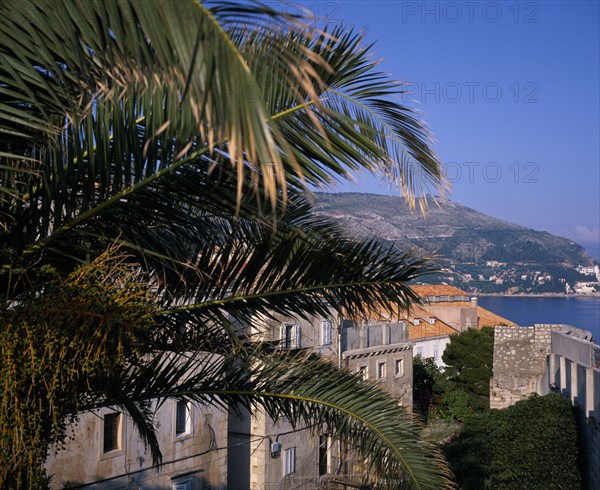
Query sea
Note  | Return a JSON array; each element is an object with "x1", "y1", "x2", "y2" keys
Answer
[{"x1": 477, "y1": 296, "x2": 600, "y2": 343}]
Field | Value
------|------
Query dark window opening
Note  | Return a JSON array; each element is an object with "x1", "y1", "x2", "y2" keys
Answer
[
  {"x1": 318, "y1": 434, "x2": 329, "y2": 475},
  {"x1": 103, "y1": 412, "x2": 120, "y2": 453},
  {"x1": 176, "y1": 401, "x2": 188, "y2": 436}
]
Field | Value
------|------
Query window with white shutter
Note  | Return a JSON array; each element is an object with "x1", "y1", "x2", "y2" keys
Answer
[
  {"x1": 174, "y1": 401, "x2": 191, "y2": 437},
  {"x1": 321, "y1": 319, "x2": 332, "y2": 346},
  {"x1": 279, "y1": 323, "x2": 286, "y2": 346},
  {"x1": 395, "y1": 358, "x2": 405, "y2": 377},
  {"x1": 292, "y1": 324, "x2": 301, "y2": 349},
  {"x1": 283, "y1": 447, "x2": 296, "y2": 476},
  {"x1": 280, "y1": 323, "x2": 300, "y2": 349}
]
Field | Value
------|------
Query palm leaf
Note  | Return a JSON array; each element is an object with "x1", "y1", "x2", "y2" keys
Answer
[
  {"x1": 90, "y1": 346, "x2": 453, "y2": 489},
  {"x1": 0, "y1": 1, "x2": 452, "y2": 487}
]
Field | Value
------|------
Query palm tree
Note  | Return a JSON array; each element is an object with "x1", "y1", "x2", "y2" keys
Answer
[{"x1": 0, "y1": 1, "x2": 450, "y2": 488}]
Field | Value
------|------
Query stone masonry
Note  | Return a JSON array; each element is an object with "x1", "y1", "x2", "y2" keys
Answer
[{"x1": 489, "y1": 324, "x2": 554, "y2": 409}]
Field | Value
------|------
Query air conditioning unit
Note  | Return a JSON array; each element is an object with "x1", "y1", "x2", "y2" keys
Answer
[{"x1": 270, "y1": 441, "x2": 282, "y2": 458}]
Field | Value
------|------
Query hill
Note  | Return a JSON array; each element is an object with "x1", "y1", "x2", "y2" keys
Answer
[{"x1": 314, "y1": 193, "x2": 596, "y2": 294}]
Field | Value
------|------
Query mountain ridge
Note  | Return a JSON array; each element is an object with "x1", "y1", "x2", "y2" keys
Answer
[{"x1": 313, "y1": 192, "x2": 596, "y2": 294}]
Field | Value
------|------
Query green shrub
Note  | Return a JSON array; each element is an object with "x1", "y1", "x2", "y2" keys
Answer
[{"x1": 444, "y1": 393, "x2": 581, "y2": 489}]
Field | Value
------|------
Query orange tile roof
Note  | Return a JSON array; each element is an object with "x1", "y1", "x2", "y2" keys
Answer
[
  {"x1": 404, "y1": 305, "x2": 459, "y2": 340},
  {"x1": 477, "y1": 306, "x2": 516, "y2": 327},
  {"x1": 410, "y1": 285, "x2": 470, "y2": 297},
  {"x1": 407, "y1": 318, "x2": 459, "y2": 340},
  {"x1": 343, "y1": 285, "x2": 515, "y2": 334}
]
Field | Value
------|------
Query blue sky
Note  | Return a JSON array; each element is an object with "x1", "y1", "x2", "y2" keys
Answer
[{"x1": 284, "y1": 1, "x2": 600, "y2": 258}]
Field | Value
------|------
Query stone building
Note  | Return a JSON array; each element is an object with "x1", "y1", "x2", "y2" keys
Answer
[
  {"x1": 45, "y1": 307, "x2": 414, "y2": 490},
  {"x1": 409, "y1": 285, "x2": 515, "y2": 331},
  {"x1": 46, "y1": 398, "x2": 229, "y2": 489},
  {"x1": 240, "y1": 309, "x2": 414, "y2": 489},
  {"x1": 44, "y1": 285, "x2": 514, "y2": 489}
]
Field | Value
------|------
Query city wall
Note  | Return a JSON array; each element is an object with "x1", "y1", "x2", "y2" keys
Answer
[
  {"x1": 490, "y1": 324, "x2": 554, "y2": 409},
  {"x1": 491, "y1": 324, "x2": 600, "y2": 488}
]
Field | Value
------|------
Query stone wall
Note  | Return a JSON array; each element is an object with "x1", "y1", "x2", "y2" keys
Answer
[
  {"x1": 426, "y1": 303, "x2": 477, "y2": 331},
  {"x1": 548, "y1": 332, "x2": 600, "y2": 489},
  {"x1": 491, "y1": 325, "x2": 600, "y2": 487},
  {"x1": 343, "y1": 344, "x2": 413, "y2": 407},
  {"x1": 46, "y1": 400, "x2": 229, "y2": 489},
  {"x1": 342, "y1": 319, "x2": 406, "y2": 351},
  {"x1": 489, "y1": 325, "x2": 554, "y2": 409}
]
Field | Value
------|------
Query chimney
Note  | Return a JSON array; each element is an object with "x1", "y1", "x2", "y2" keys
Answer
[{"x1": 470, "y1": 297, "x2": 478, "y2": 307}]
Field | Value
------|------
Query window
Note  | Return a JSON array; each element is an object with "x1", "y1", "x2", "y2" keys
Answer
[
  {"x1": 318, "y1": 435, "x2": 329, "y2": 475},
  {"x1": 416, "y1": 347, "x2": 423, "y2": 357},
  {"x1": 395, "y1": 359, "x2": 404, "y2": 377},
  {"x1": 413, "y1": 319, "x2": 420, "y2": 326},
  {"x1": 283, "y1": 447, "x2": 296, "y2": 476},
  {"x1": 172, "y1": 480, "x2": 192, "y2": 490},
  {"x1": 358, "y1": 365, "x2": 368, "y2": 380},
  {"x1": 433, "y1": 345, "x2": 439, "y2": 360},
  {"x1": 103, "y1": 412, "x2": 121, "y2": 453},
  {"x1": 175, "y1": 401, "x2": 191, "y2": 437},
  {"x1": 321, "y1": 319, "x2": 332, "y2": 346},
  {"x1": 279, "y1": 323, "x2": 300, "y2": 349},
  {"x1": 429, "y1": 317, "x2": 435, "y2": 325},
  {"x1": 377, "y1": 362, "x2": 386, "y2": 379}
]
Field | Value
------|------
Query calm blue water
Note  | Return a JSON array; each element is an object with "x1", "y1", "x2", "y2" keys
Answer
[{"x1": 477, "y1": 296, "x2": 600, "y2": 342}]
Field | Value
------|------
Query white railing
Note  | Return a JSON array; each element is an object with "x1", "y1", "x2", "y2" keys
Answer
[{"x1": 549, "y1": 331, "x2": 600, "y2": 419}]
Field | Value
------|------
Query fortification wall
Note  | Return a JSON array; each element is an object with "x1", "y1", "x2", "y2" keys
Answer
[
  {"x1": 489, "y1": 325, "x2": 554, "y2": 409},
  {"x1": 491, "y1": 324, "x2": 600, "y2": 486}
]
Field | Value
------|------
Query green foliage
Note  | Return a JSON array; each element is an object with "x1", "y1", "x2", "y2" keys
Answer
[
  {"x1": 442, "y1": 327, "x2": 494, "y2": 412},
  {"x1": 413, "y1": 356, "x2": 444, "y2": 421},
  {"x1": 444, "y1": 393, "x2": 582, "y2": 490},
  {"x1": 0, "y1": 248, "x2": 156, "y2": 487},
  {"x1": 414, "y1": 325, "x2": 494, "y2": 424},
  {"x1": 413, "y1": 356, "x2": 476, "y2": 423}
]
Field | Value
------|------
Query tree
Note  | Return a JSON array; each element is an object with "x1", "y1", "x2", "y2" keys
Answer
[
  {"x1": 443, "y1": 393, "x2": 582, "y2": 489},
  {"x1": 414, "y1": 327, "x2": 494, "y2": 423},
  {"x1": 0, "y1": 1, "x2": 450, "y2": 488},
  {"x1": 413, "y1": 356, "x2": 474, "y2": 424},
  {"x1": 442, "y1": 326, "x2": 494, "y2": 411}
]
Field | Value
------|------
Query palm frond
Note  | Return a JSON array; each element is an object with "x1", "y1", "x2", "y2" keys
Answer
[
  {"x1": 0, "y1": 2, "x2": 452, "y2": 487},
  {"x1": 94, "y1": 347, "x2": 453, "y2": 489},
  {"x1": 0, "y1": 0, "x2": 329, "y2": 240},
  {"x1": 239, "y1": 24, "x2": 447, "y2": 207}
]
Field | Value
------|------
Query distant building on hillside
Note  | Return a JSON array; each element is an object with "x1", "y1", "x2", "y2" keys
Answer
[
  {"x1": 576, "y1": 264, "x2": 600, "y2": 281},
  {"x1": 573, "y1": 282, "x2": 599, "y2": 294}
]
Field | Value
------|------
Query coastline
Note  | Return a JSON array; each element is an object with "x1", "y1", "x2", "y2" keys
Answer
[{"x1": 476, "y1": 292, "x2": 600, "y2": 298}]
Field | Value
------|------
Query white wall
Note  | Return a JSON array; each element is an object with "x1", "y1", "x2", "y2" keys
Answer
[{"x1": 412, "y1": 336, "x2": 450, "y2": 368}]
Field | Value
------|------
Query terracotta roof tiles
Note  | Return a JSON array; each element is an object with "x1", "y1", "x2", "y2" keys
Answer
[{"x1": 410, "y1": 285, "x2": 470, "y2": 297}]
